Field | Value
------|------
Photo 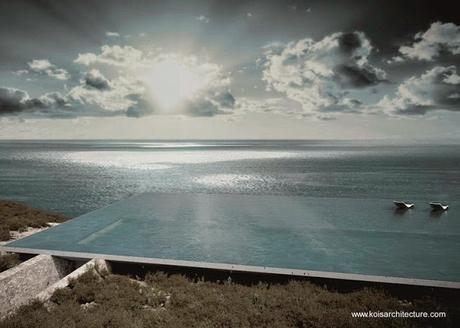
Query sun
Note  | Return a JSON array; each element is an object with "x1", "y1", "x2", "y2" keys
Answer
[{"x1": 142, "y1": 57, "x2": 205, "y2": 109}]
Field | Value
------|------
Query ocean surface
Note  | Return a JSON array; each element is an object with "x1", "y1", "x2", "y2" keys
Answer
[
  {"x1": 1, "y1": 140, "x2": 459, "y2": 217},
  {"x1": 2, "y1": 140, "x2": 460, "y2": 281}
]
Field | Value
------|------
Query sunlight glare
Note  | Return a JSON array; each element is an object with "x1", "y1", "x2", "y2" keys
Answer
[{"x1": 143, "y1": 57, "x2": 205, "y2": 109}]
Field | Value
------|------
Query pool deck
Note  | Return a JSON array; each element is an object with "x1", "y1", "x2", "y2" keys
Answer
[{"x1": 2, "y1": 245, "x2": 459, "y2": 289}]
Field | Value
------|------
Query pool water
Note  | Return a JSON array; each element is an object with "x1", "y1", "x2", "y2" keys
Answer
[{"x1": 6, "y1": 192, "x2": 460, "y2": 282}]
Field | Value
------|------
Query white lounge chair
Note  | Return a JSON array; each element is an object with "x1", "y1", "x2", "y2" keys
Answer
[
  {"x1": 429, "y1": 202, "x2": 449, "y2": 211},
  {"x1": 393, "y1": 201, "x2": 414, "y2": 209}
]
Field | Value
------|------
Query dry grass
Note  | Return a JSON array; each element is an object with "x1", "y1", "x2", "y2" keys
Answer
[
  {"x1": 0, "y1": 200, "x2": 68, "y2": 241},
  {"x1": 0, "y1": 269, "x2": 455, "y2": 328},
  {"x1": 0, "y1": 200, "x2": 68, "y2": 272}
]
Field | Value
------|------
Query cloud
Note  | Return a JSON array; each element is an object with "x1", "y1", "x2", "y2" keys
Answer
[
  {"x1": 13, "y1": 69, "x2": 28, "y2": 77},
  {"x1": 195, "y1": 15, "x2": 210, "y2": 23},
  {"x1": 236, "y1": 97, "x2": 335, "y2": 120},
  {"x1": 1, "y1": 75, "x2": 137, "y2": 118},
  {"x1": 261, "y1": 31, "x2": 386, "y2": 116},
  {"x1": 135, "y1": 54, "x2": 235, "y2": 117},
  {"x1": 180, "y1": 61, "x2": 235, "y2": 117},
  {"x1": 386, "y1": 56, "x2": 404, "y2": 64},
  {"x1": 237, "y1": 97, "x2": 300, "y2": 115},
  {"x1": 71, "y1": 53, "x2": 235, "y2": 118},
  {"x1": 15, "y1": 59, "x2": 70, "y2": 80},
  {"x1": 68, "y1": 75, "x2": 145, "y2": 116},
  {"x1": 83, "y1": 69, "x2": 111, "y2": 90},
  {"x1": 377, "y1": 66, "x2": 460, "y2": 115},
  {"x1": 0, "y1": 83, "x2": 134, "y2": 119},
  {"x1": 396, "y1": 22, "x2": 460, "y2": 61},
  {"x1": 125, "y1": 93, "x2": 153, "y2": 118},
  {"x1": 0, "y1": 88, "x2": 29, "y2": 114},
  {"x1": 133, "y1": 54, "x2": 236, "y2": 117},
  {"x1": 0, "y1": 87, "x2": 71, "y2": 116},
  {"x1": 5, "y1": 45, "x2": 236, "y2": 119},
  {"x1": 183, "y1": 90, "x2": 235, "y2": 117},
  {"x1": 75, "y1": 45, "x2": 144, "y2": 67},
  {"x1": 106, "y1": 31, "x2": 120, "y2": 37}
]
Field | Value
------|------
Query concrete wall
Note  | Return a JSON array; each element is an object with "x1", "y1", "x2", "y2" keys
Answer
[
  {"x1": 0, "y1": 255, "x2": 74, "y2": 317},
  {"x1": 36, "y1": 258, "x2": 110, "y2": 304}
]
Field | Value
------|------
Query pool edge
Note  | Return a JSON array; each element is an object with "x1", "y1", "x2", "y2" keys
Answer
[{"x1": 2, "y1": 246, "x2": 459, "y2": 289}]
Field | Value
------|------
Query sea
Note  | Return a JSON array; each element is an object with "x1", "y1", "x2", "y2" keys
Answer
[{"x1": 0, "y1": 140, "x2": 459, "y2": 217}]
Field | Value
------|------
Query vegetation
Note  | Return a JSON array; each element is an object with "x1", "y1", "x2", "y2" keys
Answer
[
  {"x1": 0, "y1": 200, "x2": 68, "y2": 272},
  {"x1": 0, "y1": 200, "x2": 67, "y2": 241},
  {"x1": 0, "y1": 269, "x2": 456, "y2": 328},
  {"x1": 0, "y1": 253, "x2": 21, "y2": 272}
]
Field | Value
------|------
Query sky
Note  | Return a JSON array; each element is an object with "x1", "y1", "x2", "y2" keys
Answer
[{"x1": 0, "y1": 0, "x2": 459, "y2": 140}]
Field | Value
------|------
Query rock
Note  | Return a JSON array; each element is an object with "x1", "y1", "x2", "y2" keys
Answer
[{"x1": 81, "y1": 301, "x2": 97, "y2": 310}]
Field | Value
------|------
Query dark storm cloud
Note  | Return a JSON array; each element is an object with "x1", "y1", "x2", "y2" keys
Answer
[
  {"x1": 185, "y1": 99, "x2": 228, "y2": 117},
  {"x1": 335, "y1": 32, "x2": 387, "y2": 88},
  {"x1": 26, "y1": 92, "x2": 70, "y2": 111},
  {"x1": 182, "y1": 89, "x2": 236, "y2": 117},
  {"x1": 83, "y1": 69, "x2": 111, "y2": 90},
  {"x1": 0, "y1": 85, "x2": 133, "y2": 118},
  {"x1": 261, "y1": 31, "x2": 385, "y2": 116},
  {"x1": 338, "y1": 32, "x2": 363, "y2": 55},
  {"x1": 213, "y1": 91, "x2": 235, "y2": 108},
  {"x1": 318, "y1": 98, "x2": 363, "y2": 113},
  {"x1": 0, "y1": 88, "x2": 29, "y2": 113},
  {"x1": 0, "y1": 87, "x2": 71, "y2": 115},
  {"x1": 334, "y1": 64, "x2": 385, "y2": 88}
]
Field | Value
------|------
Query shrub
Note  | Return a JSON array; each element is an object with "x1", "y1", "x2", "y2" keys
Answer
[
  {"x1": 2, "y1": 269, "x2": 453, "y2": 328},
  {"x1": 0, "y1": 253, "x2": 21, "y2": 272},
  {"x1": 0, "y1": 200, "x2": 68, "y2": 241}
]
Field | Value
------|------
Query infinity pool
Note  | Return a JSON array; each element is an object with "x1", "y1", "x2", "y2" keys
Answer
[{"x1": 5, "y1": 193, "x2": 460, "y2": 283}]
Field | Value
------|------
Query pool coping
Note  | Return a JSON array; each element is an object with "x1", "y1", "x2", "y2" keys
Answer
[{"x1": 2, "y1": 246, "x2": 459, "y2": 289}]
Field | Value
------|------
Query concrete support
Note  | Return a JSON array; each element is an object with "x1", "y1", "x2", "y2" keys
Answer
[
  {"x1": 0, "y1": 255, "x2": 74, "y2": 317},
  {"x1": 36, "y1": 258, "x2": 110, "y2": 303}
]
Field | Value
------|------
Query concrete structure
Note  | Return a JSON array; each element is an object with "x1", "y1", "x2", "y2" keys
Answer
[
  {"x1": 0, "y1": 255, "x2": 110, "y2": 317},
  {"x1": 1, "y1": 250, "x2": 458, "y2": 317},
  {"x1": 2, "y1": 247, "x2": 460, "y2": 290},
  {"x1": 0, "y1": 255, "x2": 74, "y2": 317},
  {"x1": 36, "y1": 258, "x2": 110, "y2": 303}
]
